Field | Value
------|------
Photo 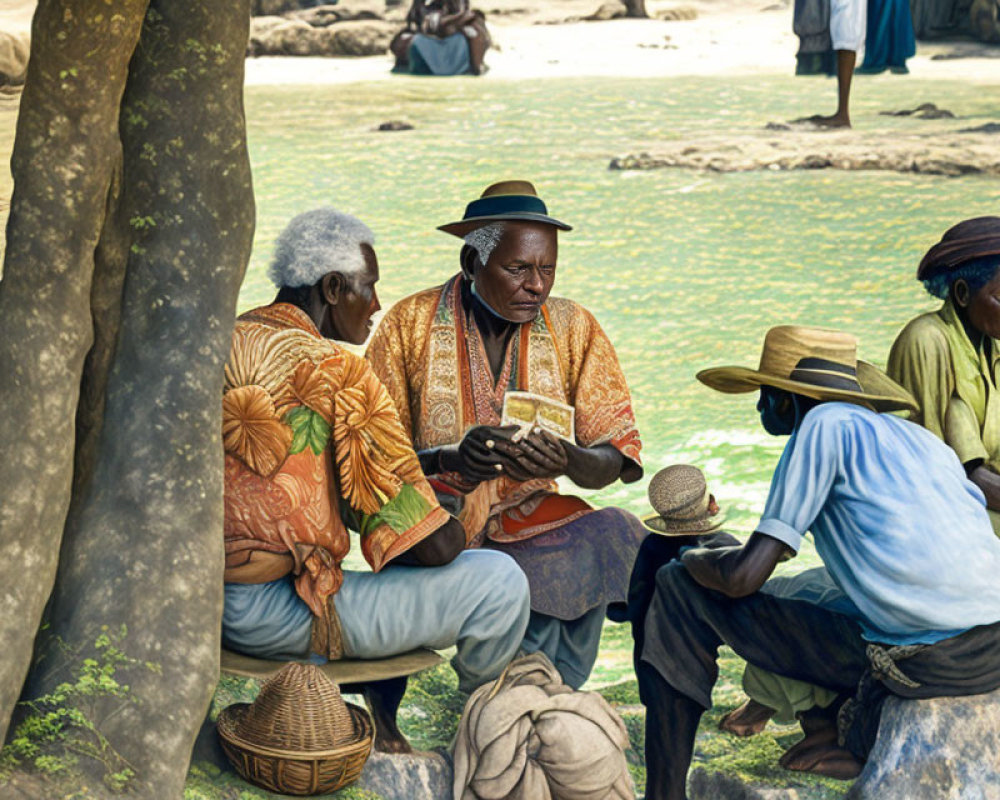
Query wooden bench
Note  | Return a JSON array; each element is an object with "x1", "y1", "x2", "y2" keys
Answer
[{"x1": 220, "y1": 647, "x2": 444, "y2": 752}]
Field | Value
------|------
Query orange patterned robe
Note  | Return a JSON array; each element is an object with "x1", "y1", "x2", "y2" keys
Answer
[
  {"x1": 223, "y1": 303, "x2": 449, "y2": 658},
  {"x1": 366, "y1": 275, "x2": 642, "y2": 546}
]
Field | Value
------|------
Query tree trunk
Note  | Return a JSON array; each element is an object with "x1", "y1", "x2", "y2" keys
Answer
[
  {"x1": 623, "y1": 0, "x2": 649, "y2": 17},
  {"x1": 1, "y1": 0, "x2": 254, "y2": 795},
  {"x1": 0, "y1": 0, "x2": 149, "y2": 745}
]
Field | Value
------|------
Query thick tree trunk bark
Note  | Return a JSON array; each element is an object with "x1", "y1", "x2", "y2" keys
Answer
[
  {"x1": 624, "y1": 0, "x2": 650, "y2": 17},
  {"x1": 0, "y1": 0, "x2": 254, "y2": 794},
  {"x1": 28, "y1": 0, "x2": 255, "y2": 794},
  {"x1": 0, "y1": 0, "x2": 148, "y2": 745}
]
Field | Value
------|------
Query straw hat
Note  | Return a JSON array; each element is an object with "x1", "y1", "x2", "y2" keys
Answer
[
  {"x1": 217, "y1": 663, "x2": 373, "y2": 795},
  {"x1": 642, "y1": 464, "x2": 724, "y2": 535},
  {"x1": 438, "y1": 180, "x2": 572, "y2": 238},
  {"x1": 696, "y1": 325, "x2": 917, "y2": 413}
]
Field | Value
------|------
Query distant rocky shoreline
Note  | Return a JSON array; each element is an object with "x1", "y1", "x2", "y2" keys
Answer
[{"x1": 611, "y1": 122, "x2": 1000, "y2": 178}]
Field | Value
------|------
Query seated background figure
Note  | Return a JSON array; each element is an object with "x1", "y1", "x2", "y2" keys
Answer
[
  {"x1": 366, "y1": 180, "x2": 646, "y2": 689},
  {"x1": 390, "y1": 0, "x2": 490, "y2": 76},
  {"x1": 221, "y1": 208, "x2": 530, "y2": 751},
  {"x1": 889, "y1": 217, "x2": 1000, "y2": 535},
  {"x1": 637, "y1": 325, "x2": 1000, "y2": 800}
]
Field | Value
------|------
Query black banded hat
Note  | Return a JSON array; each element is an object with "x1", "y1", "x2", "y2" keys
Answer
[
  {"x1": 697, "y1": 325, "x2": 917, "y2": 413},
  {"x1": 438, "y1": 180, "x2": 572, "y2": 238}
]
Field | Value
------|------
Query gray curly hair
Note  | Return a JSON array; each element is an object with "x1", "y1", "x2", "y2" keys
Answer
[
  {"x1": 268, "y1": 208, "x2": 375, "y2": 289},
  {"x1": 464, "y1": 222, "x2": 506, "y2": 267}
]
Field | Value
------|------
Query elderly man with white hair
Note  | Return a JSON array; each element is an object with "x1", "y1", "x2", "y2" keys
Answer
[
  {"x1": 366, "y1": 181, "x2": 647, "y2": 690},
  {"x1": 220, "y1": 207, "x2": 530, "y2": 751}
]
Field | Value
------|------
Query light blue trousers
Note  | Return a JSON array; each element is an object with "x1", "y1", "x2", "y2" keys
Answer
[
  {"x1": 223, "y1": 549, "x2": 531, "y2": 694},
  {"x1": 520, "y1": 606, "x2": 607, "y2": 689}
]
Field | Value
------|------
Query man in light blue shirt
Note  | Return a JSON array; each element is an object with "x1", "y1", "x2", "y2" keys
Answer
[{"x1": 637, "y1": 325, "x2": 1000, "y2": 800}]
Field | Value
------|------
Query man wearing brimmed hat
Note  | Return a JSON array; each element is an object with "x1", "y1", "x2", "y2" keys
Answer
[
  {"x1": 889, "y1": 216, "x2": 1000, "y2": 536},
  {"x1": 367, "y1": 180, "x2": 646, "y2": 689},
  {"x1": 723, "y1": 219, "x2": 1000, "y2": 754},
  {"x1": 636, "y1": 325, "x2": 1000, "y2": 800}
]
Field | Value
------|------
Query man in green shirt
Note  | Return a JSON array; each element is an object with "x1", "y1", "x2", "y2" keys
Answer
[{"x1": 888, "y1": 216, "x2": 1000, "y2": 535}]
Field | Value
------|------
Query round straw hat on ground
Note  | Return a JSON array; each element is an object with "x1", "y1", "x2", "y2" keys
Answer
[
  {"x1": 642, "y1": 464, "x2": 725, "y2": 535},
  {"x1": 217, "y1": 662, "x2": 373, "y2": 796},
  {"x1": 696, "y1": 325, "x2": 917, "y2": 414}
]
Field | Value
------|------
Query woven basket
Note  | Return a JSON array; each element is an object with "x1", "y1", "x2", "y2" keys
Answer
[{"x1": 217, "y1": 663, "x2": 374, "y2": 796}]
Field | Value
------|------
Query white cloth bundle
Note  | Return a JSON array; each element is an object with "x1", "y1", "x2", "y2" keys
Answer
[{"x1": 453, "y1": 652, "x2": 634, "y2": 800}]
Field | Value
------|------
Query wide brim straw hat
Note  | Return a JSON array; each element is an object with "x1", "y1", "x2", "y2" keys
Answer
[
  {"x1": 642, "y1": 464, "x2": 725, "y2": 536},
  {"x1": 217, "y1": 663, "x2": 373, "y2": 795},
  {"x1": 438, "y1": 179, "x2": 572, "y2": 238},
  {"x1": 697, "y1": 325, "x2": 917, "y2": 414}
]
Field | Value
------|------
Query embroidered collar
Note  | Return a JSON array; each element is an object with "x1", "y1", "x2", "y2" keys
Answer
[{"x1": 238, "y1": 302, "x2": 321, "y2": 337}]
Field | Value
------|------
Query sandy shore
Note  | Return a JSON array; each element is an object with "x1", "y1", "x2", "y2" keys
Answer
[{"x1": 244, "y1": 0, "x2": 1000, "y2": 86}]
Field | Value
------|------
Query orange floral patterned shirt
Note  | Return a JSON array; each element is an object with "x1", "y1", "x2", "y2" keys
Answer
[
  {"x1": 222, "y1": 303, "x2": 449, "y2": 626},
  {"x1": 366, "y1": 276, "x2": 642, "y2": 544}
]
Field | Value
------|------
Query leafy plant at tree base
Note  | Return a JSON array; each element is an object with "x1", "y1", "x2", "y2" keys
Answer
[{"x1": 0, "y1": 624, "x2": 160, "y2": 794}]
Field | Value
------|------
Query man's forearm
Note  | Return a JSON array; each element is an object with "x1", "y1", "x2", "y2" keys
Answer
[
  {"x1": 418, "y1": 447, "x2": 442, "y2": 476},
  {"x1": 970, "y1": 465, "x2": 1000, "y2": 512},
  {"x1": 563, "y1": 443, "x2": 623, "y2": 489},
  {"x1": 681, "y1": 533, "x2": 789, "y2": 598},
  {"x1": 388, "y1": 516, "x2": 466, "y2": 566}
]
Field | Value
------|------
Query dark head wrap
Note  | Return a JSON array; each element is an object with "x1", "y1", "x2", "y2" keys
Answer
[{"x1": 917, "y1": 217, "x2": 1000, "y2": 281}]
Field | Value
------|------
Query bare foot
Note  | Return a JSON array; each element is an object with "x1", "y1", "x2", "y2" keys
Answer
[
  {"x1": 364, "y1": 684, "x2": 414, "y2": 754},
  {"x1": 719, "y1": 698, "x2": 776, "y2": 737},
  {"x1": 373, "y1": 724, "x2": 414, "y2": 754},
  {"x1": 791, "y1": 113, "x2": 852, "y2": 129},
  {"x1": 779, "y1": 725, "x2": 863, "y2": 780},
  {"x1": 780, "y1": 740, "x2": 864, "y2": 779}
]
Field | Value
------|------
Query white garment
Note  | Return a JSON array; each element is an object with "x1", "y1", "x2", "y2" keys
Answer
[
  {"x1": 830, "y1": 0, "x2": 866, "y2": 50},
  {"x1": 453, "y1": 652, "x2": 634, "y2": 800}
]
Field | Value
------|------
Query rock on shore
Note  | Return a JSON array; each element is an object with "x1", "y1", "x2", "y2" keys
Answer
[
  {"x1": 0, "y1": 30, "x2": 28, "y2": 87},
  {"x1": 610, "y1": 128, "x2": 1000, "y2": 178},
  {"x1": 248, "y1": 2, "x2": 396, "y2": 57},
  {"x1": 249, "y1": 15, "x2": 396, "y2": 57}
]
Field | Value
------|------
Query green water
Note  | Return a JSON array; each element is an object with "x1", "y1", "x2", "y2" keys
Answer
[{"x1": 241, "y1": 75, "x2": 1000, "y2": 555}]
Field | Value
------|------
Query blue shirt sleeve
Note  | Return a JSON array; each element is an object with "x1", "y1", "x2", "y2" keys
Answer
[{"x1": 756, "y1": 409, "x2": 842, "y2": 553}]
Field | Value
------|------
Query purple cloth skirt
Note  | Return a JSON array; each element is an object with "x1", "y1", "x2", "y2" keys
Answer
[{"x1": 487, "y1": 507, "x2": 647, "y2": 620}]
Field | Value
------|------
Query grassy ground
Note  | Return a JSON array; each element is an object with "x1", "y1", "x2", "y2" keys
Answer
[{"x1": 195, "y1": 621, "x2": 851, "y2": 799}]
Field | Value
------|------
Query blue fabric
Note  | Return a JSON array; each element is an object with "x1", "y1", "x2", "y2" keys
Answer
[
  {"x1": 407, "y1": 32, "x2": 470, "y2": 76},
  {"x1": 465, "y1": 193, "x2": 549, "y2": 219},
  {"x1": 520, "y1": 606, "x2": 607, "y2": 689},
  {"x1": 757, "y1": 402, "x2": 1000, "y2": 646},
  {"x1": 223, "y1": 578, "x2": 314, "y2": 660},
  {"x1": 336, "y1": 549, "x2": 530, "y2": 694},
  {"x1": 223, "y1": 550, "x2": 531, "y2": 695},
  {"x1": 760, "y1": 566, "x2": 861, "y2": 619},
  {"x1": 860, "y1": 0, "x2": 915, "y2": 71}
]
